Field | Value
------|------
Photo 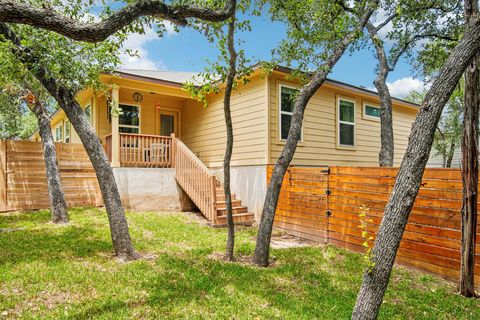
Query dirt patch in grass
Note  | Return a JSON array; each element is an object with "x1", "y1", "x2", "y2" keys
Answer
[
  {"x1": 207, "y1": 252, "x2": 279, "y2": 268},
  {"x1": 270, "y1": 233, "x2": 316, "y2": 249}
]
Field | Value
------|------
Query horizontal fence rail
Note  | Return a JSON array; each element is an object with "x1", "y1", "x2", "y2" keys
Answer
[
  {"x1": 173, "y1": 137, "x2": 218, "y2": 223},
  {"x1": 118, "y1": 133, "x2": 172, "y2": 168},
  {"x1": 268, "y1": 165, "x2": 480, "y2": 286},
  {"x1": 0, "y1": 140, "x2": 102, "y2": 212}
]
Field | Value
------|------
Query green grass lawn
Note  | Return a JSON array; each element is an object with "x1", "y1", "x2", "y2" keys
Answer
[{"x1": 0, "y1": 208, "x2": 478, "y2": 319}]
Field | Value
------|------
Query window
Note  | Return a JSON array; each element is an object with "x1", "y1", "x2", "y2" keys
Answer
[
  {"x1": 363, "y1": 103, "x2": 380, "y2": 120},
  {"x1": 338, "y1": 99, "x2": 355, "y2": 147},
  {"x1": 54, "y1": 124, "x2": 63, "y2": 142},
  {"x1": 279, "y1": 86, "x2": 301, "y2": 140},
  {"x1": 85, "y1": 104, "x2": 92, "y2": 123},
  {"x1": 119, "y1": 104, "x2": 140, "y2": 133},
  {"x1": 64, "y1": 120, "x2": 71, "y2": 143}
]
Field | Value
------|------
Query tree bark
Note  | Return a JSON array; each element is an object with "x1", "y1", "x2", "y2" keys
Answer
[
  {"x1": 0, "y1": 0, "x2": 235, "y2": 42},
  {"x1": 0, "y1": 23, "x2": 140, "y2": 261},
  {"x1": 446, "y1": 141, "x2": 455, "y2": 168},
  {"x1": 30, "y1": 97, "x2": 68, "y2": 223},
  {"x1": 459, "y1": 0, "x2": 479, "y2": 298},
  {"x1": 253, "y1": 2, "x2": 378, "y2": 267},
  {"x1": 366, "y1": 23, "x2": 394, "y2": 167},
  {"x1": 223, "y1": 2, "x2": 237, "y2": 262},
  {"x1": 352, "y1": 17, "x2": 480, "y2": 320}
]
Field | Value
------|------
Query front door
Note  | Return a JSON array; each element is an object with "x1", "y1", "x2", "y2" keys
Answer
[{"x1": 159, "y1": 111, "x2": 177, "y2": 136}]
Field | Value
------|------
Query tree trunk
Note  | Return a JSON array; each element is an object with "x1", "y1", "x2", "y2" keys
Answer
[
  {"x1": 0, "y1": 23, "x2": 140, "y2": 261},
  {"x1": 367, "y1": 23, "x2": 394, "y2": 167},
  {"x1": 459, "y1": 0, "x2": 479, "y2": 298},
  {"x1": 224, "y1": 4, "x2": 237, "y2": 262},
  {"x1": 352, "y1": 18, "x2": 480, "y2": 320},
  {"x1": 253, "y1": 5, "x2": 377, "y2": 267},
  {"x1": 446, "y1": 141, "x2": 455, "y2": 168},
  {"x1": 31, "y1": 98, "x2": 68, "y2": 223}
]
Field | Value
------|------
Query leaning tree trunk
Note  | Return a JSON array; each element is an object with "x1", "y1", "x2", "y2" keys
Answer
[
  {"x1": 253, "y1": 4, "x2": 378, "y2": 267},
  {"x1": 459, "y1": 0, "x2": 479, "y2": 298},
  {"x1": 0, "y1": 23, "x2": 140, "y2": 261},
  {"x1": 31, "y1": 98, "x2": 68, "y2": 223},
  {"x1": 446, "y1": 141, "x2": 455, "y2": 168},
  {"x1": 223, "y1": 4, "x2": 237, "y2": 262},
  {"x1": 367, "y1": 23, "x2": 394, "y2": 167},
  {"x1": 352, "y1": 18, "x2": 480, "y2": 320}
]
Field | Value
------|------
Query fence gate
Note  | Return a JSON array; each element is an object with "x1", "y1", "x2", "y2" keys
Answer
[{"x1": 268, "y1": 165, "x2": 330, "y2": 243}]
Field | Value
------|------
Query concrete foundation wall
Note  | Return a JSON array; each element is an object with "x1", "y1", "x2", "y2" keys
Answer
[
  {"x1": 113, "y1": 168, "x2": 196, "y2": 212},
  {"x1": 214, "y1": 165, "x2": 267, "y2": 222}
]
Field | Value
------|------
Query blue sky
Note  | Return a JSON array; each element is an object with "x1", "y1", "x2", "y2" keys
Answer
[{"x1": 120, "y1": 14, "x2": 427, "y2": 98}]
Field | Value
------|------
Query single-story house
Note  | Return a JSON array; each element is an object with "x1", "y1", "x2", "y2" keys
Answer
[{"x1": 32, "y1": 65, "x2": 419, "y2": 225}]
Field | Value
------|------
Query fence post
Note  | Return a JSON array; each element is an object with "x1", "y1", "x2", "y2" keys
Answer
[{"x1": 0, "y1": 140, "x2": 7, "y2": 211}]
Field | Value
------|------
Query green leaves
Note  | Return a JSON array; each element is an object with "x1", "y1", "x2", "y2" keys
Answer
[
  {"x1": 264, "y1": 0, "x2": 370, "y2": 73},
  {"x1": 358, "y1": 205, "x2": 375, "y2": 273},
  {"x1": 184, "y1": 0, "x2": 253, "y2": 108}
]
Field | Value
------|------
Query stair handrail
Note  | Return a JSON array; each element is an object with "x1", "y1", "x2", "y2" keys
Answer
[{"x1": 172, "y1": 136, "x2": 219, "y2": 223}]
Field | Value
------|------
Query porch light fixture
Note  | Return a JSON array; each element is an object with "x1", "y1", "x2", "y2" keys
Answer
[{"x1": 132, "y1": 92, "x2": 143, "y2": 103}]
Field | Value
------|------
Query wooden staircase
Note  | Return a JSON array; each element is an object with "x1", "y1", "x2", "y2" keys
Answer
[
  {"x1": 214, "y1": 186, "x2": 255, "y2": 227},
  {"x1": 172, "y1": 137, "x2": 254, "y2": 227}
]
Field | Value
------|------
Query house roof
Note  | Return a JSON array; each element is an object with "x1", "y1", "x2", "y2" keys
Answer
[{"x1": 117, "y1": 69, "x2": 199, "y2": 85}]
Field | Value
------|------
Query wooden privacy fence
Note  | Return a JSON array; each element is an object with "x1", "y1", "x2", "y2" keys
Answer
[
  {"x1": 0, "y1": 140, "x2": 102, "y2": 212},
  {"x1": 269, "y1": 165, "x2": 480, "y2": 285}
]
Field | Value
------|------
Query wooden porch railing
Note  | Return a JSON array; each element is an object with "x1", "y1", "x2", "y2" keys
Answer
[
  {"x1": 173, "y1": 137, "x2": 219, "y2": 223},
  {"x1": 104, "y1": 133, "x2": 173, "y2": 167},
  {"x1": 120, "y1": 133, "x2": 172, "y2": 167}
]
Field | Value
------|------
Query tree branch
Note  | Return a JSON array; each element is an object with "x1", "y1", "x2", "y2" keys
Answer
[{"x1": 0, "y1": 0, "x2": 235, "y2": 42}]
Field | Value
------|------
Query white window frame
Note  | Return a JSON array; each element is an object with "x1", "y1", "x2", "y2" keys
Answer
[
  {"x1": 64, "y1": 120, "x2": 71, "y2": 143},
  {"x1": 118, "y1": 102, "x2": 141, "y2": 134},
  {"x1": 337, "y1": 97, "x2": 356, "y2": 148},
  {"x1": 54, "y1": 122, "x2": 63, "y2": 142},
  {"x1": 362, "y1": 102, "x2": 381, "y2": 122},
  {"x1": 278, "y1": 84, "x2": 303, "y2": 142}
]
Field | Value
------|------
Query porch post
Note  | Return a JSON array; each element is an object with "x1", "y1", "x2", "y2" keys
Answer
[
  {"x1": 111, "y1": 85, "x2": 121, "y2": 168},
  {"x1": 170, "y1": 133, "x2": 176, "y2": 168}
]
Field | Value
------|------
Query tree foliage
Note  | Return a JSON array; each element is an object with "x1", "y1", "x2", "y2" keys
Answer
[{"x1": 406, "y1": 85, "x2": 463, "y2": 168}]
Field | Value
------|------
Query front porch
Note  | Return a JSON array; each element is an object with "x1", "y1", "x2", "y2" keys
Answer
[
  {"x1": 97, "y1": 80, "x2": 254, "y2": 226},
  {"x1": 102, "y1": 131, "x2": 254, "y2": 227}
]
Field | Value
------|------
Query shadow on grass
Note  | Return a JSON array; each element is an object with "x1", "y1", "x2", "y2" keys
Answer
[
  {"x1": 141, "y1": 252, "x2": 357, "y2": 319},
  {"x1": 0, "y1": 224, "x2": 113, "y2": 265},
  {"x1": 0, "y1": 209, "x2": 51, "y2": 228}
]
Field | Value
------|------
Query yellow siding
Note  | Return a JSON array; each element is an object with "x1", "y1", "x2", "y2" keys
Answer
[
  {"x1": 182, "y1": 76, "x2": 268, "y2": 167},
  {"x1": 96, "y1": 95, "x2": 111, "y2": 144},
  {"x1": 33, "y1": 71, "x2": 418, "y2": 169},
  {"x1": 269, "y1": 74, "x2": 418, "y2": 166}
]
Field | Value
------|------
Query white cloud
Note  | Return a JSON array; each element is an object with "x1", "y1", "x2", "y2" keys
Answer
[
  {"x1": 368, "y1": 77, "x2": 430, "y2": 98},
  {"x1": 120, "y1": 23, "x2": 177, "y2": 70}
]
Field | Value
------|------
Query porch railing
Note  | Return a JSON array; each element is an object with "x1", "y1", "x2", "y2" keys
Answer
[
  {"x1": 173, "y1": 137, "x2": 219, "y2": 222},
  {"x1": 104, "y1": 133, "x2": 173, "y2": 168}
]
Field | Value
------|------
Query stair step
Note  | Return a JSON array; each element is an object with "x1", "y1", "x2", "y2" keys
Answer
[
  {"x1": 216, "y1": 193, "x2": 236, "y2": 201},
  {"x1": 214, "y1": 212, "x2": 255, "y2": 227},
  {"x1": 217, "y1": 206, "x2": 248, "y2": 215},
  {"x1": 216, "y1": 200, "x2": 242, "y2": 209}
]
